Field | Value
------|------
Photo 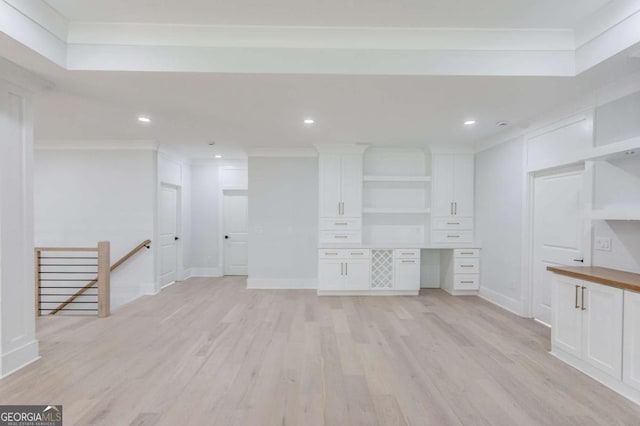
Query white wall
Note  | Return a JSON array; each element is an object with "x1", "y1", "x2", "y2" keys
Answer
[
  {"x1": 475, "y1": 138, "x2": 526, "y2": 314},
  {"x1": 475, "y1": 81, "x2": 640, "y2": 317},
  {"x1": 0, "y1": 78, "x2": 38, "y2": 377},
  {"x1": 247, "y1": 157, "x2": 318, "y2": 289},
  {"x1": 190, "y1": 163, "x2": 221, "y2": 276},
  {"x1": 34, "y1": 148, "x2": 157, "y2": 309}
]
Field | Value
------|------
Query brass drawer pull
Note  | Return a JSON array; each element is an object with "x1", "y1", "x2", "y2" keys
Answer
[
  {"x1": 460, "y1": 281, "x2": 475, "y2": 284},
  {"x1": 334, "y1": 235, "x2": 348, "y2": 239},
  {"x1": 401, "y1": 260, "x2": 415, "y2": 264},
  {"x1": 447, "y1": 235, "x2": 460, "y2": 238},
  {"x1": 575, "y1": 285, "x2": 579, "y2": 309},
  {"x1": 335, "y1": 222, "x2": 348, "y2": 226},
  {"x1": 447, "y1": 222, "x2": 460, "y2": 225}
]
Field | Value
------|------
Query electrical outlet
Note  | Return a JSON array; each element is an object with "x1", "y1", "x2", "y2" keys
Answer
[{"x1": 595, "y1": 237, "x2": 612, "y2": 251}]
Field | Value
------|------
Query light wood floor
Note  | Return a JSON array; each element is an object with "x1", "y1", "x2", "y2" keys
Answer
[{"x1": 2, "y1": 277, "x2": 640, "y2": 425}]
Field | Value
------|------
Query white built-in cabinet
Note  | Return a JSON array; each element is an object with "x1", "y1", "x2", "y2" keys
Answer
[
  {"x1": 431, "y1": 154, "x2": 474, "y2": 243},
  {"x1": 440, "y1": 249, "x2": 481, "y2": 295},
  {"x1": 550, "y1": 273, "x2": 640, "y2": 404},
  {"x1": 318, "y1": 151, "x2": 364, "y2": 243},
  {"x1": 318, "y1": 248, "x2": 420, "y2": 294},
  {"x1": 624, "y1": 290, "x2": 640, "y2": 392},
  {"x1": 552, "y1": 275, "x2": 623, "y2": 379}
]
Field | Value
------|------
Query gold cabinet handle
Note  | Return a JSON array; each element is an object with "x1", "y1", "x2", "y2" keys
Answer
[
  {"x1": 340, "y1": 263, "x2": 344, "y2": 275},
  {"x1": 401, "y1": 260, "x2": 415, "y2": 264},
  {"x1": 345, "y1": 262, "x2": 348, "y2": 275},
  {"x1": 325, "y1": 252, "x2": 339, "y2": 256},
  {"x1": 460, "y1": 252, "x2": 474, "y2": 255},
  {"x1": 460, "y1": 265, "x2": 473, "y2": 268},
  {"x1": 334, "y1": 235, "x2": 348, "y2": 239},
  {"x1": 575, "y1": 285, "x2": 580, "y2": 309},
  {"x1": 581, "y1": 286, "x2": 586, "y2": 311},
  {"x1": 447, "y1": 222, "x2": 460, "y2": 225},
  {"x1": 447, "y1": 235, "x2": 460, "y2": 238},
  {"x1": 460, "y1": 280, "x2": 474, "y2": 284},
  {"x1": 334, "y1": 222, "x2": 348, "y2": 226}
]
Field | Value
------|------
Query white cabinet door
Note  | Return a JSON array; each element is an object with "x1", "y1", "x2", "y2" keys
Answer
[
  {"x1": 551, "y1": 275, "x2": 583, "y2": 358},
  {"x1": 344, "y1": 260, "x2": 370, "y2": 290},
  {"x1": 623, "y1": 290, "x2": 640, "y2": 391},
  {"x1": 319, "y1": 261, "x2": 344, "y2": 290},
  {"x1": 432, "y1": 154, "x2": 455, "y2": 217},
  {"x1": 340, "y1": 154, "x2": 363, "y2": 218},
  {"x1": 394, "y1": 259, "x2": 420, "y2": 290},
  {"x1": 582, "y1": 281, "x2": 623, "y2": 379},
  {"x1": 319, "y1": 153, "x2": 342, "y2": 218},
  {"x1": 453, "y1": 155, "x2": 474, "y2": 217}
]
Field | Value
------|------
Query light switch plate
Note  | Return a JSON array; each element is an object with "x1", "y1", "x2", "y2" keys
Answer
[{"x1": 595, "y1": 237, "x2": 612, "y2": 251}]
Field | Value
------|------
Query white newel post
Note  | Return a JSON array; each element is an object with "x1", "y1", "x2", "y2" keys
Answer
[{"x1": 0, "y1": 75, "x2": 39, "y2": 377}]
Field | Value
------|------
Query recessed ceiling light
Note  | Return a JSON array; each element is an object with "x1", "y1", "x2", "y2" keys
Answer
[
  {"x1": 303, "y1": 119, "x2": 315, "y2": 124},
  {"x1": 464, "y1": 120, "x2": 476, "y2": 126},
  {"x1": 138, "y1": 116, "x2": 151, "y2": 123},
  {"x1": 215, "y1": 155, "x2": 222, "y2": 159}
]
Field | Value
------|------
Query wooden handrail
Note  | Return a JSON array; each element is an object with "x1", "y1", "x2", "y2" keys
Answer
[{"x1": 47, "y1": 240, "x2": 151, "y2": 316}]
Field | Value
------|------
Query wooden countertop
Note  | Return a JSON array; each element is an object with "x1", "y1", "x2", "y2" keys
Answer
[{"x1": 547, "y1": 266, "x2": 640, "y2": 293}]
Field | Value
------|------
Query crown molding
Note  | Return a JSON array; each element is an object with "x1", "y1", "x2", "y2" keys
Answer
[
  {"x1": 35, "y1": 139, "x2": 159, "y2": 151},
  {"x1": 247, "y1": 147, "x2": 318, "y2": 157}
]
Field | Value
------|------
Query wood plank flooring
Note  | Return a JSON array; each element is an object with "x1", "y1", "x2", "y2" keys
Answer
[{"x1": 2, "y1": 277, "x2": 640, "y2": 425}]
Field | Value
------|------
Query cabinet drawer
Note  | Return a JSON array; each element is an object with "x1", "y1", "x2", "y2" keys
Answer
[
  {"x1": 454, "y1": 249, "x2": 480, "y2": 258},
  {"x1": 346, "y1": 249, "x2": 370, "y2": 259},
  {"x1": 454, "y1": 258, "x2": 479, "y2": 274},
  {"x1": 394, "y1": 249, "x2": 420, "y2": 259},
  {"x1": 320, "y1": 231, "x2": 361, "y2": 244},
  {"x1": 432, "y1": 217, "x2": 473, "y2": 230},
  {"x1": 319, "y1": 249, "x2": 347, "y2": 259},
  {"x1": 320, "y1": 218, "x2": 361, "y2": 231},
  {"x1": 432, "y1": 231, "x2": 473, "y2": 244},
  {"x1": 454, "y1": 275, "x2": 480, "y2": 290}
]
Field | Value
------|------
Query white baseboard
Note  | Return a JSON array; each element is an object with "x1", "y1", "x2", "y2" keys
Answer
[
  {"x1": 1, "y1": 339, "x2": 40, "y2": 378},
  {"x1": 189, "y1": 267, "x2": 221, "y2": 278},
  {"x1": 478, "y1": 286, "x2": 527, "y2": 317},
  {"x1": 551, "y1": 348, "x2": 640, "y2": 406},
  {"x1": 178, "y1": 268, "x2": 193, "y2": 281},
  {"x1": 318, "y1": 290, "x2": 419, "y2": 296},
  {"x1": 247, "y1": 278, "x2": 317, "y2": 290}
]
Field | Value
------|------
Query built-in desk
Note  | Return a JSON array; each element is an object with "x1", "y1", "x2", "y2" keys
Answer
[{"x1": 317, "y1": 246, "x2": 481, "y2": 296}]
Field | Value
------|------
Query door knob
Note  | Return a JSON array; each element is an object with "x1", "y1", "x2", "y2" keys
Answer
[
  {"x1": 225, "y1": 235, "x2": 229, "y2": 239},
  {"x1": 174, "y1": 236, "x2": 179, "y2": 241},
  {"x1": 573, "y1": 258, "x2": 584, "y2": 263}
]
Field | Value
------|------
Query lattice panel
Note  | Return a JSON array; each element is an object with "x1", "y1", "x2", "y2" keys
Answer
[{"x1": 371, "y1": 250, "x2": 393, "y2": 289}]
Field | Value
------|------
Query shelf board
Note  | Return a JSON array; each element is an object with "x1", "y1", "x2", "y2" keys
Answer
[
  {"x1": 363, "y1": 175, "x2": 431, "y2": 182},
  {"x1": 363, "y1": 207, "x2": 431, "y2": 214},
  {"x1": 590, "y1": 209, "x2": 640, "y2": 221}
]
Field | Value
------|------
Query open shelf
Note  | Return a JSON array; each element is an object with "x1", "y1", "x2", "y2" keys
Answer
[
  {"x1": 590, "y1": 209, "x2": 640, "y2": 221},
  {"x1": 364, "y1": 207, "x2": 431, "y2": 214},
  {"x1": 363, "y1": 175, "x2": 431, "y2": 183}
]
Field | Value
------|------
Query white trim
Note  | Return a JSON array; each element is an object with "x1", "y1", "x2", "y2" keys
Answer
[
  {"x1": 179, "y1": 267, "x2": 193, "y2": 281},
  {"x1": 534, "y1": 318, "x2": 551, "y2": 328},
  {"x1": 35, "y1": 139, "x2": 159, "y2": 151},
  {"x1": 247, "y1": 147, "x2": 318, "y2": 158},
  {"x1": 247, "y1": 278, "x2": 317, "y2": 290},
  {"x1": 161, "y1": 281, "x2": 177, "y2": 289},
  {"x1": 478, "y1": 286, "x2": 526, "y2": 317},
  {"x1": 68, "y1": 23, "x2": 574, "y2": 51},
  {"x1": 0, "y1": 340, "x2": 40, "y2": 378},
  {"x1": 190, "y1": 267, "x2": 222, "y2": 277},
  {"x1": 318, "y1": 290, "x2": 419, "y2": 296},
  {"x1": 551, "y1": 348, "x2": 640, "y2": 406},
  {"x1": 2, "y1": 0, "x2": 68, "y2": 42}
]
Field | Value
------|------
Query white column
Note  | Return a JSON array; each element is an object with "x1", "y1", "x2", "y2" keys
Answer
[{"x1": 0, "y1": 77, "x2": 39, "y2": 377}]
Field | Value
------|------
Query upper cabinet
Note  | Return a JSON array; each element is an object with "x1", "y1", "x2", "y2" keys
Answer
[
  {"x1": 319, "y1": 152, "x2": 363, "y2": 219},
  {"x1": 431, "y1": 154, "x2": 475, "y2": 243},
  {"x1": 432, "y1": 154, "x2": 474, "y2": 217}
]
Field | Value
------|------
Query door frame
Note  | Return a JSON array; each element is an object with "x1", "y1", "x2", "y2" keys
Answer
[
  {"x1": 157, "y1": 182, "x2": 183, "y2": 289},
  {"x1": 217, "y1": 165, "x2": 249, "y2": 277},
  {"x1": 523, "y1": 162, "x2": 593, "y2": 319}
]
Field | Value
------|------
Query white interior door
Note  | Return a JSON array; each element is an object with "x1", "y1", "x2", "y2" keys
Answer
[
  {"x1": 532, "y1": 167, "x2": 585, "y2": 325},
  {"x1": 159, "y1": 185, "x2": 179, "y2": 287},
  {"x1": 224, "y1": 190, "x2": 248, "y2": 275}
]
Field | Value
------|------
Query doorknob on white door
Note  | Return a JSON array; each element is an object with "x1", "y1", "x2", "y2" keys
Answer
[
  {"x1": 573, "y1": 258, "x2": 584, "y2": 263},
  {"x1": 224, "y1": 235, "x2": 229, "y2": 239}
]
